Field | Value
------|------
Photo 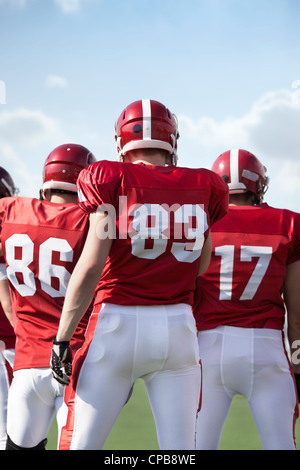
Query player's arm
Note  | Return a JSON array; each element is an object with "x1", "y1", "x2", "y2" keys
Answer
[
  {"x1": 283, "y1": 260, "x2": 300, "y2": 378},
  {"x1": 198, "y1": 231, "x2": 212, "y2": 276},
  {"x1": 51, "y1": 211, "x2": 113, "y2": 385},
  {"x1": 57, "y1": 211, "x2": 112, "y2": 342},
  {"x1": 0, "y1": 278, "x2": 13, "y2": 327},
  {"x1": 0, "y1": 243, "x2": 3, "y2": 257}
]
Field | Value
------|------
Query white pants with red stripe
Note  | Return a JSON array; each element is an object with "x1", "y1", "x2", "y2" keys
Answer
[
  {"x1": 0, "y1": 348, "x2": 14, "y2": 450},
  {"x1": 196, "y1": 326, "x2": 298, "y2": 450},
  {"x1": 7, "y1": 367, "x2": 67, "y2": 448},
  {"x1": 60, "y1": 303, "x2": 201, "y2": 450}
]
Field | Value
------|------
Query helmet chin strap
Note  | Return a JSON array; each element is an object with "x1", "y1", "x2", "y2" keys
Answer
[
  {"x1": 116, "y1": 137, "x2": 123, "y2": 161},
  {"x1": 253, "y1": 193, "x2": 260, "y2": 205},
  {"x1": 117, "y1": 150, "x2": 125, "y2": 162},
  {"x1": 170, "y1": 151, "x2": 178, "y2": 166}
]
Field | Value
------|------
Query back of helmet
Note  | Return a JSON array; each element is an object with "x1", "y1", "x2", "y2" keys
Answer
[
  {"x1": 115, "y1": 99, "x2": 179, "y2": 165},
  {"x1": 42, "y1": 143, "x2": 97, "y2": 194},
  {"x1": 212, "y1": 149, "x2": 269, "y2": 203}
]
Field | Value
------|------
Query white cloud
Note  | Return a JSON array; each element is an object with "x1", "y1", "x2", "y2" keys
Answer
[
  {"x1": 178, "y1": 89, "x2": 300, "y2": 161},
  {"x1": 0, "y1": 143, "x2": 41, "y2": 197},
  {"x1": 274, "y1": 161, "x2": 300, "y2": 196},
  {"x1": 0, "y1": 108, "x2": 61, "y2": 146},
  {"x1": 177, "y1": 89, "x2": 300, "y2": 211},
  {"x1": 45, "y1": 74, "x2": 69, "y2": 89},
  {"x1": 178, "y1": 114, "x2": 249, "y2": 149},
  {"x1": 0, "y1": 108, "x2": 65, "y2": 197}
]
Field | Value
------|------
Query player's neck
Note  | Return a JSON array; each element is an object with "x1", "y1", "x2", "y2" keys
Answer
[
  {"x1": 42, "y1": 188, "x2": 78, "y2": 204},
  {"x1": 124, "y1": 150, "x2": 170, "y2": 166},
  {"x1": 132, "y1": 158, "x2": 165, "y2": 166},
  {"x1": 47, "y1": 194, "x2": 78, "y2": 205},
  {"x1": 229, "y1": 193, "x2": 255, "y2": 206}
]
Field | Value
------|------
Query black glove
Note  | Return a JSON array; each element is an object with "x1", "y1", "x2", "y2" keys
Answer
[
  {"x1": 294, "y1": 373, "x2": 300, "y2": 402},
  {"x1": 51, "y1": 338, "x2": 72, "y2": 386}
]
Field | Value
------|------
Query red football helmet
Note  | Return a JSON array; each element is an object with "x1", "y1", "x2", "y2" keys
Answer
[
  {"x1": 0, "y1": 166, "x2": 17, "y2": 198},
  {"x1": 42, "y1": 143, "x2": 96, "y2": 193},
  {"x1": 114, "y1": 99, "x2": 180, "y2": 164},
  {"x1": 212, "y1": 149, "x2": 269, "y2": 203}
]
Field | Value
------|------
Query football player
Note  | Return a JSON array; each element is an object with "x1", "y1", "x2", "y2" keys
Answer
[
  {"x1": 194, "y1": 149, "x2": 300, "y2": 450},
  {"x1": 0, "y1": 144, "x2": 96, "y2": 450},
  {"x1": 51, "y1": 99, "x2": 229, "y2": 450},
  {"x1": 0, "y1": 167, "x2": 17, "y2": 449}
]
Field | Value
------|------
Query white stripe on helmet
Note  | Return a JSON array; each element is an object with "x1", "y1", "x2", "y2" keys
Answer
[
  {"x1": 228, "y1": 149, "x2": 247, "y2": 193},
  {"x1": 142, "y1": 99, "x2": 151, "y2": 141}
]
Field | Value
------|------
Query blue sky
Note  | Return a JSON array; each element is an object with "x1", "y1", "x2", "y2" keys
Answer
[{"x1": 0, "y1": 0, "x2": 300, "y2": 211}]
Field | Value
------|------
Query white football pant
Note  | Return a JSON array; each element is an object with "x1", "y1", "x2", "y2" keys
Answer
[
  {"x1": 196, "y1": 326, "x2": 298, "y2": 450},
  {"x1": 0, "y1": 349, "x2": 14, "y2": 450},
  {"x1": 60, "y1": 303, "x2": 201, "y2": 450},
  {"x1": 7, "y1": 367, "x2": 67, "y2": 448}
]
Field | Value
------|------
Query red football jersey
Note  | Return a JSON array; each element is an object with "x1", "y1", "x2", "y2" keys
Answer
[
  {"x1": 0, "y1": 256, "x2": 15, "y2": 350},
  {"x1": 0, "y1": 197, "x2": 90, "y2": 371},
  {"x1": 194, "y1": 204, "x2": 300, "y2": 330},
  {"x1": 77, "y1": 160, "x2": 228, "y2": 307}
]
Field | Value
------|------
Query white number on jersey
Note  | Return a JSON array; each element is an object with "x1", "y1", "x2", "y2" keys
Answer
[
  {"x1": 215, "y1": 245, "x2": 272, "y2": 300},
  {"x1": 5, "y1": 234, "x2": 73, "y2": 298},
  {"x1": 130, "y1": 203, "x2": 208, "y2": 262}
]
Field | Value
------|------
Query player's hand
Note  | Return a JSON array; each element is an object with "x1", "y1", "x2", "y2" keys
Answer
[{"x1": 51, "y1": 338, "x2": 72, "y2": 386}]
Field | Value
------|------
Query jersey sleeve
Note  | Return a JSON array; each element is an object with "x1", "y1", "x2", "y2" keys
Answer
[
  {"x1": 288, "y1": 212, "x2": 300, "y2": 265},
  {"x1": 208, "y1": 171, "x2": 229, "y2": 225},
  {"x1": 77, "y1": 161, "x2": 122, "y2": 214}
]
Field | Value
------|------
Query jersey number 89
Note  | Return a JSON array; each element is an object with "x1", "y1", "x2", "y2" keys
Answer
[{"x1": 130, "y1": 203, "x2": 208, "y2": 263}]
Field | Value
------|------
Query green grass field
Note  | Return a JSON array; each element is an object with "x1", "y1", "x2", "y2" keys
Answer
[{"x1": 46, "y1": 378, "x2": 300, "y2": 450}]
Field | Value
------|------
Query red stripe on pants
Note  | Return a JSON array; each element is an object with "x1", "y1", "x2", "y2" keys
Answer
[{"x1": 59, "y1": 307, "x2": 101, "y2": 450}]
